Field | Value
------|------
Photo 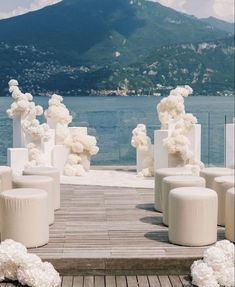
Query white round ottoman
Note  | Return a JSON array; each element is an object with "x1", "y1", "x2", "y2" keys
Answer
[
  {"x1": 213, "y1": 175, "x2": 234, "y2": 226},
  {"x1": 154, "y1": 167, "x2": 193, "y2": 212},
  {"x1": 23, "y1": 167, "x2": 60, "y2": 210},
  {"x1": 0, "y1": 188, "x2": 49, "y2": 248},
  {"x1": 0, "y1": 166, "x2": 12, "y2": 192},
  {"x1": 225, "y1": 188, "x2": 235, "y2": 242},
  {"x1": 162, "y1": 176, "x2": 205, "y2": 226},
  {"x1": 13, "y1": 176, "x2": 54, "y2": 225},
  {"x1": 200, "y1": 167, "x2": 234, "y2": 189},
  {"x1": 168, "y1": 187, "x2": 218, "y2": 246}
]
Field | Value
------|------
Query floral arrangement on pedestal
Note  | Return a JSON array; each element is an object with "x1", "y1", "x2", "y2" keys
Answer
[
  {"x1": 44, "y1": 94, "x2": 99, "y2": 176},
  {"x1": 0, "y1": 239, "x2": 61, "y2": 287},
  {"x1": 157, "y1": 85, "x2": 203, "y2": 169},
  {"x1": 131, "y1": 124, "x2": 154, "y2": 177},
  {"x1": 6, "y1": 80, "x2": 51, "y2": 167},
  {"x1": 191, "y1": 240, "x2": 234, "y2": 287}
]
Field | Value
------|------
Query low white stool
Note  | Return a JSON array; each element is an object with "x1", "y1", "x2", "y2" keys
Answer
[
  {"x1": 13, "y1": 176, "x2": 54, "y2": 225},
  {"x1": 23, "y1": 167, "x2": 60, "y2": 210},
  {"x1": 200, "y1": 167, "x2": 234, "y2": 189},
  {"x1": 213, "y1": 175, "x2": 234, "y2": 226},
  {"x1": 169, "y1": 187, "x2": 218, "y2": 246},
  {"x1": 154, "y1": 167, "x2": 193, "y2": 212},
  {"x1": 225, "y1": 188, "x2": 235, "y2": 242},
  {"x1": 162, "y1": 176, "x2": 205, "y2": 226},
  {"x1": 0, "y1": 188, "x2": 49, "y2": 248},
  {"x1": 0, "y1": 166, "x2": 12, "y2": 192}
]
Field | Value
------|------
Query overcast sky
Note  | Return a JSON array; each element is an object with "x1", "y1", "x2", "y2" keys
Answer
[{"x1": 0, "y1": 0, "x2": 234, "y2": 22}]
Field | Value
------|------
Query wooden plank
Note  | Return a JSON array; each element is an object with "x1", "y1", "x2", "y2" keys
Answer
[
  {"x1": 94, "y1": 276, "x2": 105, "y2": 287},
  {"x1": 84, "y1": 276, "x2": 94, "y2": 287},
  {"x1": 148, "y1": 276, "x2": 161, "y2": 287},
  {"x1": 158, "y1": 276, "x2": 172, "y2": 287},
  {"x1": 137, "y1": 276, "x2": 150, "y2": 287},
  {"x1": 169, "y1": 276, "x2": 183, "y2": 287},
  {"x1": 116, "y1": 276, "x2": 127, "y2": 287},
  {"x1": 126, "y1": 276, "x2": 138, "y2": 287},
  {"x1": 105, "y1": 276, "x2": 116, "y2": 287},
  {"x1": 0, "y1": 284, "x2": 6, "y2": 287},
  {"x1": 73, "y1": 276, "x2": 84, "y2": 287},
  {"x1": 62, "y1": 276, "x2": 73, "y2": 287},
  {"x1": 179, "y1": 275, "x2": 193, "y2": 287}
]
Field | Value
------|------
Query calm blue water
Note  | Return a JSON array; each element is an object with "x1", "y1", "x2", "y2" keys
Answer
[{"x1": 0, "y1": 96, "x2": 234, "y2": 166}]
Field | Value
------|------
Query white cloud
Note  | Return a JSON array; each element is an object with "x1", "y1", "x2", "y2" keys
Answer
[
  {"x1": 213, "y1": 0, "x2": 234, "y2": 22},
  {"x1": 0, "y1": 0, "x2": 61, "y2": 20}
]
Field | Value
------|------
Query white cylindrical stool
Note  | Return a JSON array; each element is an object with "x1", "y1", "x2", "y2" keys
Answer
[
  {"x1": 162, "y1": 176, "x2": 205, "y2": 226},
  {"x1": 154, "y1": 167, "x2": 193, "y2": 212},
  {"x1": 23, "y1": 167, "x2": 60, "y2": 210},
  {"x1": 169, "y1": 187, "x2": 218, "y2": 246},
  {"x1": 200, "y1": 167, "x2": 234, "y2": 189},
  {"x1": 213, "y1": 175, "x2": 234, "y2": 226},
  {"x1": 13, "y1": 176, "x2": 54, "y2": 225},
  {"x1": 225, "y1": 188, "x2": 235, "y2": 242},
  {"x1": 0, "y1": 166, "x2": 12, "y2": 192},
  {"x1": 0, "y1": 188, "x2": 49, "y2": 248}
]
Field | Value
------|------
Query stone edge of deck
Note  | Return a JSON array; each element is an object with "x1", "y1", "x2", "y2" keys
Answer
[{"x1": 45, "y1": 256, "x2": 201, "y2": 276}]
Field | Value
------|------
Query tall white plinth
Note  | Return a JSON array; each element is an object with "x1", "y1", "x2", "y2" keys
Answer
[
  {"x1": 47, "y1": 118, "x2": 57, "y2": 130},
  {"x1": 225, "y1": 123, "x2": 235, "y2": 168},
  {"x1": 7, "y1": 148, "x2": 29, "y2": 175},
  {"x1": 13, "y1": 115, "x2": 25, "y2": 148},
  {"x1": 42, "y1": 129, "x2": 55, "y2": 166},
  {"x1": 154, "y1": 124, "x2": 201, "y2": 170},
  {"x1": 136, "y1": 145, "x2": 154, "y2": 173},
  {"x1": 69, "y1": 127, "x2": 88, "y2": 136},
  {"x1": 52, "y1": 145, "x2": 70, "y2": 175}
]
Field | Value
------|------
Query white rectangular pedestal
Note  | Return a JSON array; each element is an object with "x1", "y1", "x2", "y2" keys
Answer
[
  {"x1": 7, "y1": 148, "x2": 29, "y2": 175},
  {"x1": 42, "y1": 129, "x2": 55, "y2": 166},
  {"x1": 52, "y1": 145, "x2": 70, "y2": 174},
  {"x1": 154, "y1": 124, "x2": 201, "y2": 170},
  {"x1": 225, "y1": 123, "x2": 235, "y2": 168},
  {"x1": 13, "y1": 115, "x2": 25, "y2": 148}
]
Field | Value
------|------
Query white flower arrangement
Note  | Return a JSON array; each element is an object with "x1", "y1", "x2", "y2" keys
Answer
[
  {"x1": 131, "y1": 124, "x2": 154, "y2": 177},
  {"x1": 6, "y1": 80, "x2": 43, "y2": 120},
  {"x1": 26, "y1": 143, "x2": 47, "y2": 167},
  {"x1": 63, "y1": 130, "x2": 99, "y2": 176},
  {"x1": 191, "y1": 240, "x2": 235, "y2": 287},
  {"x1": 0, "y1": 239, "x2": 61, "y2": 287},
  {"x1": 44, "y1": 94, "x2": 72, "y2": 126},
  {"x1": 23, "y1": 119, "x2": 51, "y2": 142},
  {"x1": 157, "y1": 85, "x2": 203, "y2": 167}
]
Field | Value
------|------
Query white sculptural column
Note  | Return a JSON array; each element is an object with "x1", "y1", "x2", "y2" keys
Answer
[
  {"x1": 136, "y1": 145, "x2": 154, "y2": 173},
  {"x1": 225, "y1": 119, "x2": 235, "y2": 168},
  {"x1": 52, "y1": 145, "x2": 70, "y2": 174},
  {"x1": 42, "y1": 129, "x2": 56, "y2": 166}
]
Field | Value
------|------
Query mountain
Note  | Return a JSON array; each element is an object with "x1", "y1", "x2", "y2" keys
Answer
[
  {"x1": 201, "y1": 17, "x2": 234, "y2": 35},
  {"x1": 0, "y1": 0, "x2": 233, "y2": 96}
]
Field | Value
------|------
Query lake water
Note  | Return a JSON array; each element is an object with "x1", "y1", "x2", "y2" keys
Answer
[{"x1": 0, "y1": 96, "x2": 234, "y2": 166}]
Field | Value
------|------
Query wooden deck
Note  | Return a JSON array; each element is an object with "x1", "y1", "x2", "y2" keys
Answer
[
  {"x1": 29, "y1": 184, "x2": 225, "y2": 275},
  {"x1": 0, "y1": 275, "x2": 194, "y2": 286}
]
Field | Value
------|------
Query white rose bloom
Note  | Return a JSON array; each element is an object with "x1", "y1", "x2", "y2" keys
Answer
[
  {"x1": 215, "y1": 240, "x2": 235, "y2": 267},
  {"x1": 216, "y1": 266, "x2": 235, "y2": 287},
  {"x1": 204, "y1": 246, "x2": 227, "y2": 272}
]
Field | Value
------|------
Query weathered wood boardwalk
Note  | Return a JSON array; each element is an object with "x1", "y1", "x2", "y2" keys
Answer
[
  {"x1": 0, "y1": 275, "x2": 194, "y2": 287},
  {"x1": 28, "y1": 184, "x2": 225, "y2": 275}
]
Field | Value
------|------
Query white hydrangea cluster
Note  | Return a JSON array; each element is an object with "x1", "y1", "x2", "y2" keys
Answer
[
  {"x1": 131, "y1": 124, "x2": 154, "y2": 177},
  {"x1": 23, "y1": 119, "x2": 51, "y2": 142},
  {"x1": 191, "y1": 240, "x2": 235, "y2": 287},
  {"x1": 6, "y1": 80, "x2": 43, "y2": 120},
  {"x1": 63, "y1": 130, "x2": 99, "y2": 176},
  {"x1": 44, "y1": 94, "x2": 72, "y2": 126},
  {"x1": 157, "y1": 85, "x2": 193, "y2": 130},
  {"x1": 26, "y1": 143, "x2": 47, "y2": 167},
  {"x1": 131, "y1": 124, "x2": 151, "y2": 152},
  {"x1": 0, "y1": 239, "x2": 61, "y2": 287}
]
